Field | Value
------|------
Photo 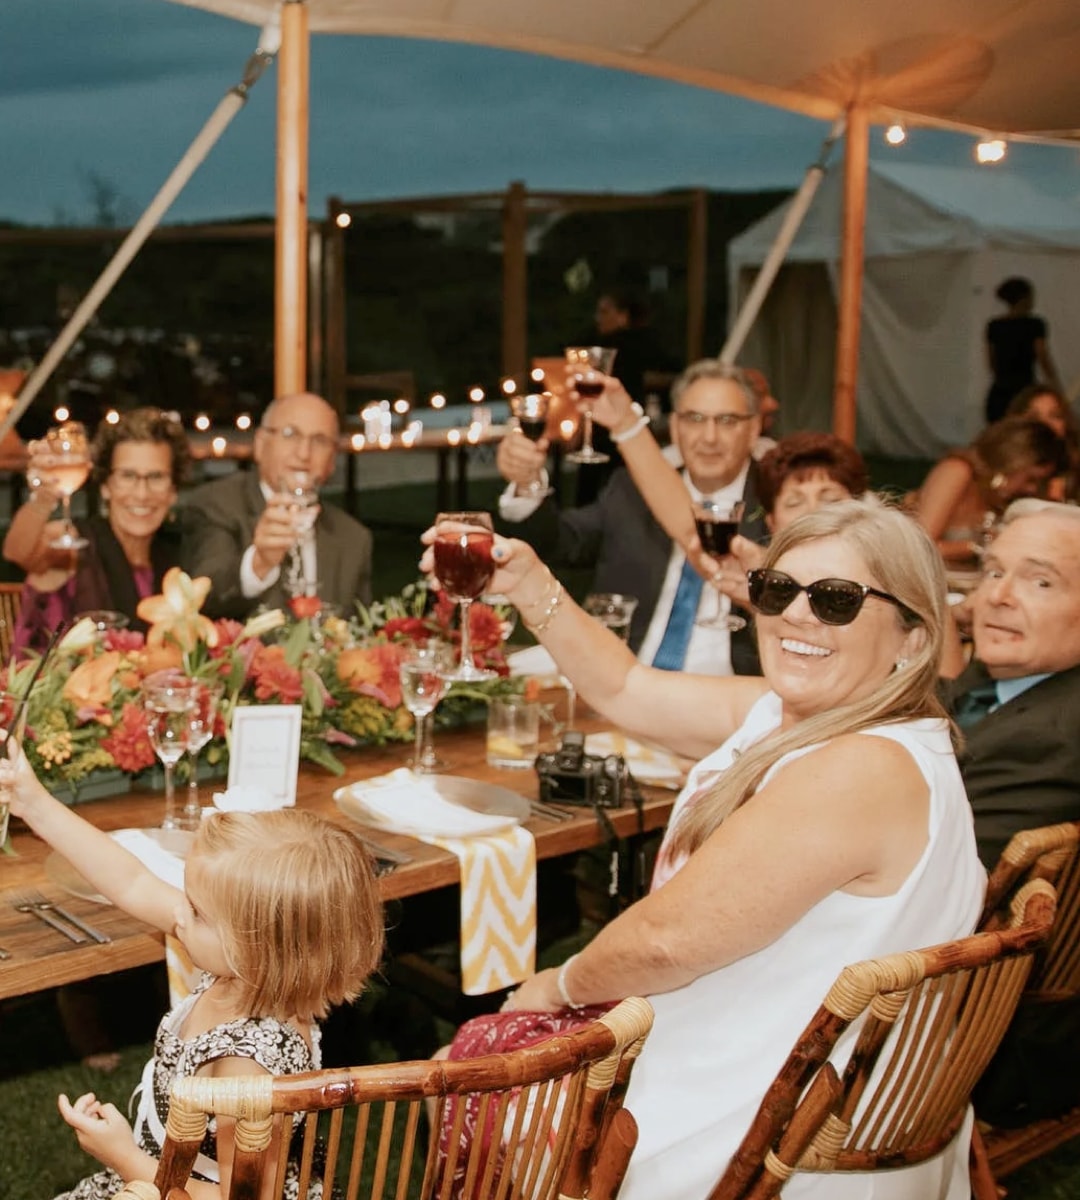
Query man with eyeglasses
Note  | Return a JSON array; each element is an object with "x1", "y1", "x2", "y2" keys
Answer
[
  {"x1": 181, "y1": 392, "x2": 373, "y2": 619},
  {"x1": 495, "y1": 359, "x2": 768, "y2": 675}
]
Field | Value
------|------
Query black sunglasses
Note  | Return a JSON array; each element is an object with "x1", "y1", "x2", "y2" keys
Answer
[{"x1": 747, "y1": 568, "x2": 914, "y2": 626}]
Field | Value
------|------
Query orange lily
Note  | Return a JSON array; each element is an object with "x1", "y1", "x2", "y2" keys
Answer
[
  {"x1": 63, "y1": 651, "x2": 123, "y2": 721},
  {"x1": 136, "y1": 567, "x2": 219, "y2": 654}
]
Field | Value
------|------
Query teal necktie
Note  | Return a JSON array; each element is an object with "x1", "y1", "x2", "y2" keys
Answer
[
  {"x1": 954, "y1": 680, "x2": 999, "y2": 729},
  {"x1": 652, "y1": 560, "x2": 704, "y2": 672}
]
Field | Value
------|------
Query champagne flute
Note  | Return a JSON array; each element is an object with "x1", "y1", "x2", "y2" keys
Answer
[
  {"x1": 694, "y1": 499, "x2": 747, "y2": 631},
  {"x1": 565, "y1": 346, "x2": 616, "y2": 464},
  {"x1": 183, "y1": 680, "x2": 224, "y2": 831},
  {"x1": 509, "y1": 392, "x2": 553, "y2": 497},
  {"x1": 433, "y1": 511, "x2": 497, "y2": 682},
  {"x1": 278, "y1": 468, "x2": 320, "y2": 600},
  {"x1": 399, "y1": 642, "x2": 452, "y2": 773},
  {"x1": 36, "y1": 422, "x2": 92, "y2": 551},
  {"x1": 143, "y1": 680, "x2": 198, "y2": 831}
]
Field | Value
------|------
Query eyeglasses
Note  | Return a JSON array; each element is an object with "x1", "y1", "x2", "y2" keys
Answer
[
  {"x1": 109, "y1": 468, "x2": 173, "y2": 495},
  {"x1": 676, "y1": 411, "x2": 756, "y2": 429},
  {"x1": 261, "y1": 425, "x2": 337, "y2": 453},
  {"x1": 747, "y1": 568, "x2": 915, "y2": 626}
]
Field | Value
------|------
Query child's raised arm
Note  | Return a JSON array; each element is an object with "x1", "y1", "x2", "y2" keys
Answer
[{"x1": 3, "y1": 747, "x2": 182, "y2": 934}]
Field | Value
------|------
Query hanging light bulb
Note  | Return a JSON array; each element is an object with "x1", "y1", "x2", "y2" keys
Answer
[
  {"x1": 335, "y1": 212, "x2": 352, "y2": 229},
  {"x1": 975, "y1": 138, "x2": 1007, "y2": 165},
  {"x1": 884, "y1": 123, "x2": 907, "y2": 146}
]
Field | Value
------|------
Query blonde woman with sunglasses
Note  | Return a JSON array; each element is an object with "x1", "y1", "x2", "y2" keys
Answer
[{"x1": 422, "y1": 496, "x2": 984, "y2": 1200}]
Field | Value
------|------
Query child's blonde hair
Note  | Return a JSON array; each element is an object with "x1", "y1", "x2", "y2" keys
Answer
[{"x1": 187, "y1": 809, "x2": 384, "y2": 1023}]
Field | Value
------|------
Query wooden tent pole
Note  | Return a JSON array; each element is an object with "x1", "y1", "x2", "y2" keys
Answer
[
  {"x1": 832, "y1": 102, "x2": 868, "y2": 444},
  {"x1": 275, "y1": 0, "x2": 310, "y2": 398}
]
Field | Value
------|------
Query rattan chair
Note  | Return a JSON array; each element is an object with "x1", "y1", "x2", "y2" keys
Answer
[
  {"x1": 971, "y1": 820, "x2": 1080, "y2": 1185},
  {"x1": 709, "y1": 881, "x2": 1055, "y2": 1200},
  {"x1": 114, "y1": 994, "x2": 653, "y2": 1200},
  {"x1": 0, "y1": 581, "x2": 22, "y2": 663}
]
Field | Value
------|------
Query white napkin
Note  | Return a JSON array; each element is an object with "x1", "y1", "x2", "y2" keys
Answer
[
  {"x1": 111, "y1": 828, "x2": 187, "y2": 890},
  {"x1": 586, "y1": 731, "x2": 686, "y2": 788},
  {"x1": 212, "y1": 784, "x2": 287, "y2": 813},
  {"x1": 334, "y1": 769, "x2": 519, "y2": 838},
  {"x1": 507, "y1": 644, "x2": 560, "y2": 679}
]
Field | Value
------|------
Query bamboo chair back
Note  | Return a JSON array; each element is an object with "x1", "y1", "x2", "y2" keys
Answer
[
  {"x1": 115, "y1": 995, "x2": 653, "y2": 1200},
  {"x1": 0, "y1": 582, "x2": 22, "y2": 663},
  {"x1": 980, "y1": 819, "x2": 1080, "y2": 999},
  {"x1": 710, "y1": 882, "x2": 1056, "y2": 1200}
]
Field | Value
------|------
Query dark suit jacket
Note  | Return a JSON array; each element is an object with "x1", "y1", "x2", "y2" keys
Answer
[
  {"x1": 501, "y1": 463, "x2": 768, "y2": 675},
  {"x1": 180, "y1": 470, "x2": 373, "y2": 620},
  {"x1": 942, "y1": 660, "x2": 1080, "y2": 869}
]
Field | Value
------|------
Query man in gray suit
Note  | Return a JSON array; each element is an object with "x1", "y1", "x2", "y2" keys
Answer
[
  {"x1": 182, "y1": 392, "x2": 373, "y2": 620},
  {"x1": 944, "y1": 498, "x2": 1080, "y2": 868}
]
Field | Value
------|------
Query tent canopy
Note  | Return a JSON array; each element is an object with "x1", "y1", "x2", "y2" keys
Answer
[
  {"x1": 729, "y1": 162, "x2": 1080, "y2": 458},
  {"x1": 172, "y1": 0, "x2": 1080, "y2": 140}
]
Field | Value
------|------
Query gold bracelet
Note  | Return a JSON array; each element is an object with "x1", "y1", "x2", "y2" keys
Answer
[{"x1": 525, "y1": 580, "x2": 565, "y2": 635}]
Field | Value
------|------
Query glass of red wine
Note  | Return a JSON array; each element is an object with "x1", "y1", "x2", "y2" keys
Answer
[
  {"x1": 433, "y1": 511, "x2": 498, "y2": 682},
  {"x1": 565, "y1": 346, "x2": 616, "y2": 464},
  {"x1": 694, "y1": 499, "x2": 747, "y2": 631},
  {"x1": 509, "y1": 392, "x2": 553, "y2": 496}
]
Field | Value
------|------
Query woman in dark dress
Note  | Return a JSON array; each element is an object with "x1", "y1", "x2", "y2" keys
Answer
[
  {"x1": 4, "y1": 407, "x2": 190, "y2": 656},
  {"x1": 985, "y1": 276, "x2": 1063, "y2": 424}
]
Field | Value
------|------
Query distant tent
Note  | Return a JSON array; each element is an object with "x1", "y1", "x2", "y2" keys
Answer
[{"x1": 728, "y1": 162, "x2": 1080, "y2": 458}]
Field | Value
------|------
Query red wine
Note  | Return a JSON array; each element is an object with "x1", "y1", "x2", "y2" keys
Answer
[
  {"x1": 574, "y1": 377, "x2": 604, "y2": 399},
  {"x1": 434, "y1": 532, "x2": 495, "y2": 600},
  {"x1": 518, "y1": 417, "x2": 547, "y2": 442},
  {"x1": 696, "y1": 517, "x2": 738, "y2": 560}
]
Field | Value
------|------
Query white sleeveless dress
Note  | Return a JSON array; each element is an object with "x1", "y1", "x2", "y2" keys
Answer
[{"x1": 621, "y1": 692, "x2": 986, "y2": 1200}]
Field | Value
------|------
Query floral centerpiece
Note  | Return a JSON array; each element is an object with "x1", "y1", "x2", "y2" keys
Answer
[{"x1": 3, "y1": 569, "x2": 521, "y2": 802}]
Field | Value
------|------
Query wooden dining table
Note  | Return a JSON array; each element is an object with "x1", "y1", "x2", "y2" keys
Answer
[{"x1": 0, "y1": 717, "x2": 678, "y2": 1002}]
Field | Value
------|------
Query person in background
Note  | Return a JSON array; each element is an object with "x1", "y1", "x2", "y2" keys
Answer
[
  {"x1": 912, "y1": 417, "x2": 1063, "y2": 567},
  {"x1": 181, "y1": 392, "x2": 373, "y2": 620},
  {"x1": 425, "y1": 497, "x2": 983, "y2": 1200},
  {"x1": 984, "y1": 276, "x2": 1063, "y2": 424},
  {"x1": 4, "y1": 407, "x2": 188, "y2": 656},
  {"x1": 495, "y1": 359, "x2": 768, "y2": 676},
  {"x1": 1005, "y1": 383, "x2": 1080, "y2": 502}
]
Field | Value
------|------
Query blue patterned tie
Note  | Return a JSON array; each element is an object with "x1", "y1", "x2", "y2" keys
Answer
[
  {"x1": 954, "y1": 680, "x2": 999, "y2": 729},
  {"x1": 652, "y1": 559, "x2": 704, "y2": 671}
]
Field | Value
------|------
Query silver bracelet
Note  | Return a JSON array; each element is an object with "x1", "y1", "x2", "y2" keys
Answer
[
  {"x1": 610, "y1": 404, "x2": 649, "y2": 446},
  {"x1": 556, "y1": 953, "x2": 585, "y2": 1009},
  {"x1": 524, "y1": 579, "x2": 565, "y2": 635}
]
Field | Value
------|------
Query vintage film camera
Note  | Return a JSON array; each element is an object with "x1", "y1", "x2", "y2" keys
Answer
[{"x1": 536, "y1": 730, "x2": 628, "y2": 808}]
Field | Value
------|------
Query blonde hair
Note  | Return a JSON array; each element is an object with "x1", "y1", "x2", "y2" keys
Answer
[
  {"x1": 187, "y1": 809, "x2": 384, "y2": 1023},
  {"x1": 667, "y1": 497, "x2": 949, "y2": 858}
]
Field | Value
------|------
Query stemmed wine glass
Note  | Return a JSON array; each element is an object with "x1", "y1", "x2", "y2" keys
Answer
[
  {"x1": 509, "y1": 392, "x2": 553, "y2": 497},
  {"x1": 183, "y1": 680, "x2": 224, "y2": 831},
  {"x1": 694, "y1": 499, "x2": 747, "y2": 631},
  {"x1": 142, "y1": 679, "x2": 199, "y2": 831},
  {"x1": 565, "y1": 346, "x2": 617, "y2": 464},
  {"x1": 278, "y1": 468, "x2": 320, "y2": 599},
  {"x1": 28, "y1": 422, "x2": 92, "y2": 551},
  {"x1": 433, "y1": 511, "x2": 498, "y2": 682},
  {"x1": 399, "y1": 642, "x2": 452, "y2": 773}
]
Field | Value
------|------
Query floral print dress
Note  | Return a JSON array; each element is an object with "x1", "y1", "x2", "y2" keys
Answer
[{"x1": 55, "y1": 974, "x2": 319, "y2": 1200}]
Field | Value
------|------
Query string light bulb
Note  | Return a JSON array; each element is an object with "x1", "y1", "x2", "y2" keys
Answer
[
  {"x1": 104, "y1": 409, "x2": 120, "y2": 425},
  {"x1": 530, "y1": 367, "x2": 545, "y2": 384},
  {"x1": 429, "y1": 393, "x2": 446, "y2": 410},
  {"x1": 335, "y1": 212, "x2": 352, "y2": 229},
  {"x1": 194, "y1": 413, "x2": 211, "y2": 432},
  {"x1": 235, "y1": 413, "x2": 252, "y2": 431},
  {"x1": 393, "y1": 397, "x2": 410, "y2": 415},
  {"x1": 975, "y1": 138, "x2": 1007, "y2": 165},
  {"x1": 884, "y1": 123, "x2": 907, "y2": 146},
  {"x1": 468, "y1": 386, "x2": 485, "y2": 404},
  {"x1": 54, "y1": 406, "x2": 70, "y2": 422}
]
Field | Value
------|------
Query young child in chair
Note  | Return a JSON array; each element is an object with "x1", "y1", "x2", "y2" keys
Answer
[{"x1": 4, "y1": 750, "x2": 385, "y2": 1200}]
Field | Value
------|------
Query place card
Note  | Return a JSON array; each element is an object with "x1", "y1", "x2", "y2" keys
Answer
[{"x1": 227, "y1": 704, "x2": 302, "y2": 807}]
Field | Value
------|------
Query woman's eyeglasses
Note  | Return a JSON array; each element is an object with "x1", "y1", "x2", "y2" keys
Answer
[
  {"x1": 747, "y1": 568, "x2": 914, "y2": 626},
  {"x1": 109, "y1": 469, "x2": 173, "y2": 495}
]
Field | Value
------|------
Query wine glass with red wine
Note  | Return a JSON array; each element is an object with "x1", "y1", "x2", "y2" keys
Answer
[
  {"x1": 694, "y1": 499, "x2": 747, "y2": 631},
  {"x1": 509, "y1": 392, "x2": 553, "y2": 496},
  {"x1": 433, "y1": 511, "x2": 498, "y2": 682},
  {"x1": 565, "y1": 346, "x2": 616, "y2": 464}
]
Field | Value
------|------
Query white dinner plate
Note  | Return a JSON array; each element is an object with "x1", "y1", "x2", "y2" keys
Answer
[{"x1": 334, "y1": 773, "x2": 529, "y2": 839}]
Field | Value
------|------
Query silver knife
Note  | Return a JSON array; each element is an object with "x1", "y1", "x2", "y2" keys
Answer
[
  {"x1": 36, "y1": 899, "x2": 111, "y2": 944},
  {"x1": 16, "y1": 901, "x2": 88, "y2": 944}
]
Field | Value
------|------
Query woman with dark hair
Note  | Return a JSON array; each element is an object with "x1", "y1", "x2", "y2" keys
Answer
[
  {"x1": 913, "y1": 416, "x2": 1064, "y2": 567},
  {"x1": 4, "y1": 407, "x2": 190, "y2": 654},
  {"x1": 1006, "y1": 383, "x2": 1080, "y2": 502},
  {"x1": 984, "y1": 276, "x2": 1062, "y2": 423}
]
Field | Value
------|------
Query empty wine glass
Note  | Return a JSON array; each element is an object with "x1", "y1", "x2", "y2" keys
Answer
[
  {"x1": 565, "y1": 346, "x2": 617, "y2": 464},
  {"x1": 433, "y1": 511, "x2": 498, "y2": 682},
  {"x1": 142, "y1": 680, "x2": 199, "y2": 831},
  {"x1": 29, "y1": 422, "x2": 91, "y2": 551},
  {"x1": 183, "y1": 680, "x2": 224, "y2": 831},
  {"x1": 694, "y1": 499, "x2": 747, "y2": 631},
  {"x1": 278, "y1": 468, "x2": 320, "y2": 599},
  {"x1": 399, "y1": 641, "x2": 453, "y2": 773}
]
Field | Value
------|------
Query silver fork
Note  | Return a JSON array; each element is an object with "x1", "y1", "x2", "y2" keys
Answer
[
  {"x1": 28, "y1": 892, "x2": 111, "y2": 944},
  {"x1": 13, "y1": 893, "x2": 88, "y2": 944}
]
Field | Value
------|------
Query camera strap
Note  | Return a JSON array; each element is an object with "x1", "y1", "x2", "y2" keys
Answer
[{"x1": 591, "y1": 767, "x2": 648, "y2": 918}]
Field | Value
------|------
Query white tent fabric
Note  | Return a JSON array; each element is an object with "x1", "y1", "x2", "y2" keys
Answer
[
  {"x1": 728, "y1": 162, "x2": 1080, "y2": 458},
  {"x1": 172, "y1": 0, "x2": 1080, "y2": 140}
]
